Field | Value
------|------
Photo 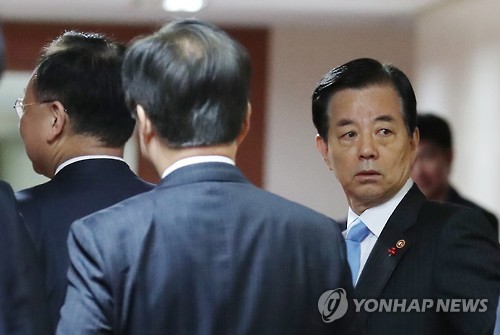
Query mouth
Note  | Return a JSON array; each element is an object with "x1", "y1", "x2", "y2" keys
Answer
[{"x1": 355, "y1": 170, "x2": 382, "y2": 181}]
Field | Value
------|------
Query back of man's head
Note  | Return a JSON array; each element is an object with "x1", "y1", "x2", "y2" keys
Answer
[
  {"x1": 34, "y1": 31, "x2": 134, "y2": 147},
  {"x1": 416, "y1": 113, "x2": 452, "y2": 150},
  {"x1": 122, "y1": 19, "x2": 252, "y2": 148}
]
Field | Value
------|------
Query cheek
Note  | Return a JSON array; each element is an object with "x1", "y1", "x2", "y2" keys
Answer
[
  {"x1": 19, "y1": 118, "x2": 41, "y2": 155},
  {"x1": 19, "y1": 117, "x2": 27, "y2": 137},
  {"x1": 330, "y1": 150, "x2": 355, "y2": 179}
]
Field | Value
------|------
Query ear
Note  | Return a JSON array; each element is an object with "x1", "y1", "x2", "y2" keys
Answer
[
  {"x1": 47, "y1": 101, "x2": 67, "y2": 143},
  {"x1": 136, "y1": 105, "x2": 155, "y2": 147},
  {"x1": 315, "y1": 134, "x2": 332, "y2": 170},
  {"x1": 409, "y1": 127, "x2": 420, "y2": 162},
  {"x1": 236, "y1": 103, "x2": 251, "y2": 145},
  {"x1": 411, "y1": 127, "x2": 420, "y2": 149}
]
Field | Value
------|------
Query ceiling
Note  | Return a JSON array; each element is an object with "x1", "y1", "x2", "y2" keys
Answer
[{"x1": 0, "y1": 0, "x2": 455, "y2": 27}]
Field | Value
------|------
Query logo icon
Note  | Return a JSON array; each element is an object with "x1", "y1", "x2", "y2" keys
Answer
[{"x1": 318, "y1": 288, "x2": 348, "y2": 323}]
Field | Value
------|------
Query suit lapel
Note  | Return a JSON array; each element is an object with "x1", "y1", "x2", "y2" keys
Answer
[{"x1": 353, "y1": 185, "x2": 426, "y2": 324}]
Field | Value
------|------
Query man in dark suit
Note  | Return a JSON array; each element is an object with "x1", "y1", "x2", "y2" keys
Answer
[
  {"x1": 313, "y1": 58, "x2": 499, "y2": 334},
  {"x1": 411, "y1": 113, "x2": 498, "y2": 236},
  {"x1": 57, "y1": 20, "x2": 352, "y2": 335},
  {"x1": 0, "y1": 24, "x2": 49, "y2": 335},
  {"x1": 15, "y1": 31, "x2": 153, "y2": 331},
  {"x1": 0, "y1": 180, "x2": 50, "y2": 335}
]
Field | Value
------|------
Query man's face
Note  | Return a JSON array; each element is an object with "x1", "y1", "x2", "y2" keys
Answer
[
  {"x1": 19, "y1": 74, "x2": 51, "y2": 176},
  {"x1": 316, "y1": 84, "x2": 419, "y2": 214},
  {"x1": 411, "y1": 140, "x2": 451, "y2": 200}
]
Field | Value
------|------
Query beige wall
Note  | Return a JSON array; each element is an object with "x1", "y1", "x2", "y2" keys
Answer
[
  {"x1": 264, "y1": 22, "x2": 415, "y2": 220},
  {"x1": 415, "y1": 0, "x2": 500, "y2": 221}
]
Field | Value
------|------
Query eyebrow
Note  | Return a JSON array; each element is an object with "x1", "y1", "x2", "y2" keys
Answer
[
  {"x1": 336, "y1": 119, "x2": 354, "y2": 127},
  {"x1": 375, "y1": 115, "x2": 395, "y2": 122},
  {"x1": 335, "y1": 114, "x2": 397, "y2": 128}
]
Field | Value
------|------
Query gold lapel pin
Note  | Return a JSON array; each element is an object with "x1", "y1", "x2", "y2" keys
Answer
[{"x1": 396, "y1": 239, "x2": 406, "y2": 249}]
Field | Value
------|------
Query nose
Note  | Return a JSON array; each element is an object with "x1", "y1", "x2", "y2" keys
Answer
[{"x1": 358, "y1": 133, "x2": 378, "y2": 160}]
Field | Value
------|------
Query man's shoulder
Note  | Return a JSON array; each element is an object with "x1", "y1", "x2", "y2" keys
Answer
[
  {"x1": 447, "y1": 186, "x2": 498, "y2": 228},
  {"x1": 0, "y1": 180, "x2": 15, "y2": 202},
  {"x1": 416, "y1": 199, "x2": 497, "y2": 240},
  {"x1": 0, "y1": 180, "x2": 13, "y2": 193},
  {"x1": 73, "y1": 189, "x2": 156, "y2": 228},
  {"x1": 15, "y1": 180, "x2": 53, "y2": 206},
  {"x1": 251, "y1": 185, "x2": 333, "y2": 218},
  {"x1": 242, "y1": 186, "x2": 343, "y2": 237}
]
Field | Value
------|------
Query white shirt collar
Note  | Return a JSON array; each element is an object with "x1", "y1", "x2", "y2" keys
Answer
[
  {"x1": 55, "y1": 155, "x2": 126, "y2": 175},
  {"x1": 346, "y1": 179, "x2": 414, "y2": 237},
  {"x1": 161, "y1": 155, "x2": 235, "y2": 179}
]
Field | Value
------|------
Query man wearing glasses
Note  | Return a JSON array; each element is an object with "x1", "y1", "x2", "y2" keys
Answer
[{"x1": 15, "y1": 30, "x2": 153, "y2": 332}]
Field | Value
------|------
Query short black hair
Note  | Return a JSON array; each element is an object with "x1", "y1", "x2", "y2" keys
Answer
[
  {"x1": 417, "y1": 113, "x2": 452, "y2": 150},
  {"x1": 312, "y1": 58, "x2": 417, "y2": 140},
  {"x1": 33, "y1": 31, "x2": 134, "y2": 147},
  {"x1": 122, "y1": 19, "x2": 252, "y2": 148}
]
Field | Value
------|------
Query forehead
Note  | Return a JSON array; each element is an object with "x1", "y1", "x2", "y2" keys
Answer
[{"x1": 328, "y1": 84, "x2": 403, "y2": 123}]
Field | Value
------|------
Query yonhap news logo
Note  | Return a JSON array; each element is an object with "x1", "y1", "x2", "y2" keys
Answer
[
  {"x1": 318, "y1": 288, "x2": 349, "y2": 323},
  {"x1": 318, "y1": 288, "x2": 488, "y2": 322}
]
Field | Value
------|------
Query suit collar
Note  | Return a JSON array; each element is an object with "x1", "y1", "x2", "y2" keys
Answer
[
  {"x1": 55, "y1": 156, "x2": 127, "y2": 175},
  {"x1": 52, "y1": 158, "x2": 132, "y2": 181},
  {"x1": 354, "y1": 184, "x2": 426, "y2": 298},
  {"x1": 157, "y1": 162, "x2": 249, "y2": 189},
  {"x1": 161, "y1": 156, "x2": 235, "y2": 179}
]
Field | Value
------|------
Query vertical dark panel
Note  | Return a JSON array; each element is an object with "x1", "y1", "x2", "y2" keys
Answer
[
  {"x1": 2, "y1": 22, "x2": 268, "y2": 187},
  {"x1": 226, "y1": 27, "x2": 268, "y2": 188}
]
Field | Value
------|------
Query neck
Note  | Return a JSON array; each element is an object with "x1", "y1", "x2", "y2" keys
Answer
[
  {"x1": 150, "y1": 141, "x2": 238, "y2": 178},
  {"x1": 49, "y1": 135, "x2": 124, "y2": 178}
]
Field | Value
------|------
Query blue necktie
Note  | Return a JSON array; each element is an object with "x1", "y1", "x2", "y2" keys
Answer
[{"x1": 346, "y1": 218, "x2": 371, "y2": 286}]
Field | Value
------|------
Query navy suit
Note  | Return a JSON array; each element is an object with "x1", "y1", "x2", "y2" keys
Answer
[
  {"x1": 446, "y1": 186, "x2": 498, "y2": 237},
  {"x1": 57, "y1": 162, "x2": 352, "y2": 335},
  {"x1": 16, "y1": 159, "x2": 154, "y2": 332},
  {"x1": 0, "y1": 180, "x2": 50, "y2": 335},
  {"x1": 351, "y1": 185, "x2": 500, "y2": 335}
]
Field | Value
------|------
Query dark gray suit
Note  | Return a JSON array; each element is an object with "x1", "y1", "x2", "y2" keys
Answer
[
  {"x1": 57, "y1": 162, "x2": 352, "y2": 335},
  {"x1": 16, "y1": 159, "x2": 154, "y2": 332},
  {"x1": 0, "y1": 180, "x2": 50, "y2": 335},
  {"x1": 351, "y1": 185, "x2": 500, "y2": 335}
]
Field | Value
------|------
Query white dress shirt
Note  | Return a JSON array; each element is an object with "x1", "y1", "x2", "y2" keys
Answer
[
  {"x1": 161, "y1": 155, "x2": 235, "y2": 179},
  {"x1": 55, "y1": 155, "x2": 127, "y2": 175},
  {"x1": 344, "y1": 179, "x2": 414, "y2": 283}
]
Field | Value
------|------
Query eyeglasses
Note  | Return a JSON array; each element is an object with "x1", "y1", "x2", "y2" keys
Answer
[{"x1": 13, "y1": 98, "x2": 38, "y2": 119}]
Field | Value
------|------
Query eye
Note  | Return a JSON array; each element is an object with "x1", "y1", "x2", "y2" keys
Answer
[
  {"x1": 377, "y1": 128, "x2": 392, "y2": 136},
  {"x1": 340, "y1": 131, "x2": 357, "y2": 139}
]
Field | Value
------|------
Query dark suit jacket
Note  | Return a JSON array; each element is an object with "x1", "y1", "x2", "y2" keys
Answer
[
  {"x1": 57, "y1": 162, "x2": 352, "y2": 335},
  {"x1": 352, "y1": 185, "x2": 500, "y2": 335},
  {"x1": 0, "y1": 180, "x2": 50, "y2": 335},
  {"x1": 447, "y1": 185, "x2": 498, "y2": 236},
  {"x1": 16, "y1": 159, "x2": 153, "y2": 332}
]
